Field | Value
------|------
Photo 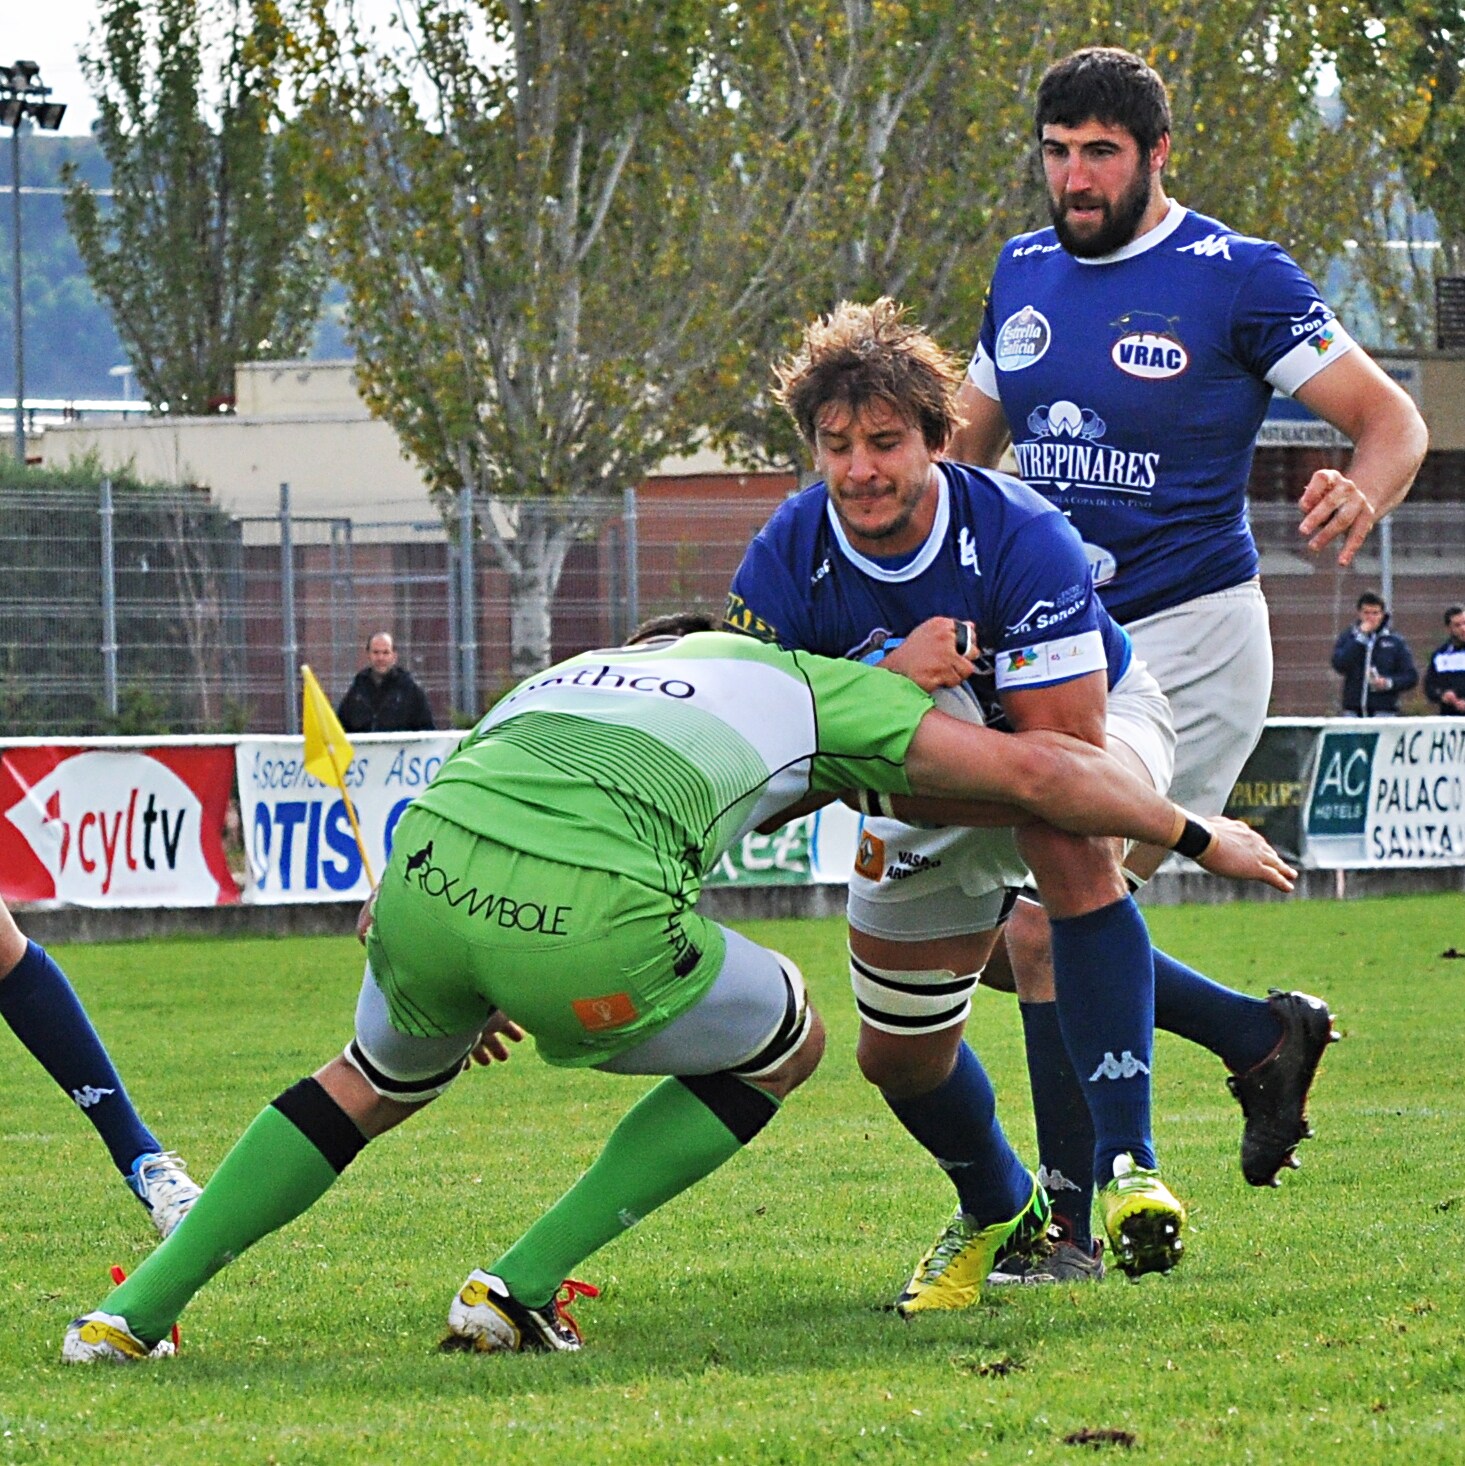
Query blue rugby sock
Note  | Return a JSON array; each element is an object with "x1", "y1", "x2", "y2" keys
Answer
[
  {"x1": 1019, "y1": 1000, "x2": 1094, "y2": 1248},
  {"x1": 882, "y1": 1042, "x2": 1031, "y2": 1227},
  {"x1": 1153, "y1": 949, "x2": 1282, "y2": 1074},
  {"x1": 1049, "y1": 897, "x2": 1155, "y2": 1183},
  {"x1": 0, "y1": 941, "x2": 160, "y2": 1175}
]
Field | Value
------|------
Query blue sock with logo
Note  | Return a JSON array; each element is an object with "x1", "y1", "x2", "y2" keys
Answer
[
  {"x1": 0, "y1": 941, "x2": 160, "y2": 1175},
  {"x1": 882, "y1": 1042, "x2": 1032, "y2": 1227},
  {"x1": 1152, "y1": 949, "x2": 1282, "y2": 1074},
  {"x1": 1019, "y1": 1000, "x2": 1094, "y2": 1248},
  {"x1": 1049, "y1": 897, "x2": 1156, "y2": 1183}
]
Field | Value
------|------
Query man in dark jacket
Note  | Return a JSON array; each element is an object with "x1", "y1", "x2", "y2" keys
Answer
[
  {"x1": 1424, "y1": 604, "x2": 1465, "y2": 716},
  {"x1": 337, "y1": 633, "x2": 435, "y2": 732},
  {"x1": 1331, "y1": 592, "x2": 1417, "y2": 716}
]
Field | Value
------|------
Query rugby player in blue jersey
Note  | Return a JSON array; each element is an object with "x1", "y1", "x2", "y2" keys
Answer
[
  {"x1": 950, "y1": 47, "x2": 1425, "y2": 1276},
  {"x1": 728, "y1": 298, "x2": 1202, "y2": 1293}
]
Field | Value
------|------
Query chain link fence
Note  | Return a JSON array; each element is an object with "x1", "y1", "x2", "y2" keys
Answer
[{"x1": 1, "y1": 478, "x2": 1460, "y2": 734}]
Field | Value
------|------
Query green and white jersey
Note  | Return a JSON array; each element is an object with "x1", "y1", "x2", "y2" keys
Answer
[{"x1": 414, "y1": 631, "x2": 932, "y2": 897}]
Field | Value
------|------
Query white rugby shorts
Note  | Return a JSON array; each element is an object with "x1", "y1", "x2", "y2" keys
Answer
[
  {"x1": 1124, "y1": 579, "x2": 1271, "y2": 817},
  {"x1": 846, "y1": 657, "x2": 1175, "y2": 943}
]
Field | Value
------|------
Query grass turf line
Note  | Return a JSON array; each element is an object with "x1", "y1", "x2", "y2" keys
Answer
[{"x1": 0, "y1": 894, "x2": 1462, "y2": 1463}]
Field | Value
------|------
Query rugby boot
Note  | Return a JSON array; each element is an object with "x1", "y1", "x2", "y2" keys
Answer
[
  {"x1": 896, "y1": 1175, "x2": 1051, "y2": 1315},
  {"x1": 1099, "y1": 1154, "x2": 1185, "y2": 1278},
  {"x1": 62, "y1": 1312, "x2": 174, "y2": 1363},
  {"x1": 127, "y1": 1150, "x2": 202, "y2": 1239},
  {"x1": 989, "y1": 1220, "x2": 1105, "y2": 1285},
  {"x1": 441, "y1": 1270, "x2": 598, "y2": 1353},
  {"x1": 1227, "y1": 990, "x2": 1339, "y2": 1187}
]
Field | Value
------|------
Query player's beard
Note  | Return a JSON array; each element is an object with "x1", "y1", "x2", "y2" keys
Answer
[{"x1": 1051, "y1": 161, "x2": 1153, "y2": 258}]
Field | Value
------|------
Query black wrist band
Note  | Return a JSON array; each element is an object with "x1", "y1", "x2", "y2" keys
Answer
[{"x1": 1173, "y1": 816, "x2": 1214, "y2": 860}]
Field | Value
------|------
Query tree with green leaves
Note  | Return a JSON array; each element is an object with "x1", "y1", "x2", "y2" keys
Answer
[
  {"x1": 63, "y1": 0, "x2": 324, "y2": 414},
  {"x1": 290, "y1": 0, "x2": 844, "y2": 678}
]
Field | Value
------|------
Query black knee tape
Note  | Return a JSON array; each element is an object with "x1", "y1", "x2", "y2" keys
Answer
[
  {"x1": 272, "y1": 1077, "x2": 368, "y2": 1174},
  {"x1": 677, "y1": 1073, "x2": 779, "y2": 1146}
]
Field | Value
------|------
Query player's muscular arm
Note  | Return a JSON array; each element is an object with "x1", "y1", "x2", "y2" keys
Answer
[
  {"x1": 1003, "y1": 670, "x2": 1121, "y2": 917},
  {"x1": 949, "y1": 379, "x2": 1011, "y2": 468},
  {"x1": 1295, "y1": 351, "x2": 1428, "y2": 567}
]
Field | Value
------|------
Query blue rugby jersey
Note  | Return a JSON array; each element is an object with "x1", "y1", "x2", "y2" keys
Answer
[
  {"x1": 970, "y1": 201, "x2": 1355, "y2": 623},
  {"x1": 725, "y1": 461, "x2": 1131, "y2": 730}
]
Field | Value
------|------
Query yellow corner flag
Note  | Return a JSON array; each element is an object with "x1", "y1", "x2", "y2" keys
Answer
[{"x1": 301, "y1": 664, "x2": 374, "y2": 886}]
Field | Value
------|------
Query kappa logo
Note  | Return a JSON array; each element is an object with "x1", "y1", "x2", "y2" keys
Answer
[
  {"x1": 1088, "y1": 1050, "x2": 1151, "y2": 1081},
  {"x1": 1027, "y1": 400, "x2": 1106, "y2": 442},
  {"x1": 1012, "y1": 238, "x2": 1062, "y2": 258},
  {"x1": 72, "y1": 1085, "x2": 116, "y2": 1109},
  {"x1": 1037, "y1": 1164, "x2": 1083, "y2": 1194},
  {"x1": 1176, "y1": 232, "x2": 1233, "y2": 260}
]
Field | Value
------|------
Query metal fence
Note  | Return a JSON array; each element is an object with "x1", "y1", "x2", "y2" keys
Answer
[{"x1": 0, "y1": 479, "x2": 1460, "y2": 735}]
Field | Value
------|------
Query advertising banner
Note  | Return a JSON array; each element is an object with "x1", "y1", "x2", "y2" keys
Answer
[
  {"x1": 706, "y1": 801, "x2": 861, "y2": 887},
  {"x1": 1221, "y1": 721, "x2": 1320, "y2": 864},
  {"x1": 0, "y1": 745, "x2": 237, "y2": 906},
  {"x1": 236, "y1": 734, "x2": 464, "y2": 902},
  {"x1": 1304, "y1": 718, "x2": 1465, "y2": 868}
]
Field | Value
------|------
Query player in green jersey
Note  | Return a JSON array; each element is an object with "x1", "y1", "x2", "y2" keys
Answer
[{"x1": 63, "y1": 619, "x2": 1290, "y2": 1362}]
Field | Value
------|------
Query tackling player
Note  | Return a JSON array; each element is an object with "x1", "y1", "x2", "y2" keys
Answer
[
  {"x1": 728, "y1": 297, "x2": 1213, "y2": 1294},
  {"x1": 0, "y1": 894, "x2": 199, "y2": 1237},
  {"x1": 62, "y1": 620, "x2": 1291, "y2": 1361},
  {"x1": 949, "y1": 46, "x2": 1423, "y2": 1273}
]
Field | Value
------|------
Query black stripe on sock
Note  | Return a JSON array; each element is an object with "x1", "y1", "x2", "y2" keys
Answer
[
  {"x1": 677, "y1": 1073, "x2": 779, "y2": 1146},
  {"x1": 271, "y1": 1077, "x2": 368, "y2": 1175}
]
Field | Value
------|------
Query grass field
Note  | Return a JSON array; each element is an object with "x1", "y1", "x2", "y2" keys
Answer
[{"x1": 2, "y1": 893, "x2": 1463, "y2": 1463}]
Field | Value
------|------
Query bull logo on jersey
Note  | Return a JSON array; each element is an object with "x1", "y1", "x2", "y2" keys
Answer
[
  {"x1": 1027, "y1": 400, "x2": 1106, "y2": 442},
  {"x1": 994, "y1": 305, "x2": 1051, "y2": 372},
  {"x1": 1110, "y1": 310, "x2": 1189, "y2": 380}
]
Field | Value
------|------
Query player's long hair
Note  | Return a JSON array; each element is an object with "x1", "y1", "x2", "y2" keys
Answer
[{"x1": 774, "y1": 298, "x2": 963, "y2": 452}]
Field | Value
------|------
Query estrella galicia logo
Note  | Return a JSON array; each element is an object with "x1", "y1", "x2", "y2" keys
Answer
[
  {"x1": 406, "y1": 843, "x2": 572, "y2": 934},
  {"x1": 1110, "y1": 310, "x2": 1189, "y2": 380},
  {"x1": 1027, "y1": 400, "x2": 1106, "y2": 442},
  {"x1": 995, "y1": 305, "x2": 1051, "y2": 372}
]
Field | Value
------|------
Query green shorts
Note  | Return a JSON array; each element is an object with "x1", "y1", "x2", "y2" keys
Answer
[{"x1": 365, "y1": 806, "x2": 726, "y2": 1067}]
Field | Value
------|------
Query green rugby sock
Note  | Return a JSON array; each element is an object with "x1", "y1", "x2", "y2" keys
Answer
[
  {"x1": 101, "y1": 1081, "x2": 365, "y2": 1345},
  {"x1": 493, "y1": 1074, "x2": 778, "y2": 1307}
]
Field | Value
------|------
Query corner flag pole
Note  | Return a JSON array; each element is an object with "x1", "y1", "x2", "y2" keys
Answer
[{"x1": 300, "y1": 664, "x2": 375, "y2": 887}]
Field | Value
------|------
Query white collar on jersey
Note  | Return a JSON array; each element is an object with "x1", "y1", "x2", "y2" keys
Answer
[
  {"x1": 824, "y1": 464, "x2": 951, "y2": 582},
  {"x1": 1072, "y1": 197, "x2": 1187, "y2": 266}
]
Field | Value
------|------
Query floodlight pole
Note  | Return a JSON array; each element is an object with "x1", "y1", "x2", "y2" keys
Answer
[
  {"x1": 11, "y1": 124, "x2": 23, "y2": 463},
  {"x1": 3, "y1": 63, "x2": 67, "y2": 465}
]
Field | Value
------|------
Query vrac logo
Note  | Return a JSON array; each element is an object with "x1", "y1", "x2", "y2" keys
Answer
[
  {"x1": 1176, "y1": 232, "x2": 1233, "y2": 260},
  {"x1": 1110, "y1": 310, "x2": 1189, "y2": 379}
]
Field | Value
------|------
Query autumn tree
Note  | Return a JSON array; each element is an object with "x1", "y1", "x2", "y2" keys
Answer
[
  {"x1": 64, "y1": 0, "x2": 324, "y2": 413},
  {"x1": 289, "y1": 0, "x2": 839, "y2": 676}
]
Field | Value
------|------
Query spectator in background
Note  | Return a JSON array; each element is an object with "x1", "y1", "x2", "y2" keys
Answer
[
  {"x1": 1331, "y1": 591, "x2": 1418, "y2": 717},
  {"x1": 1424, "y1": 604, "x2": 1465, "y2": 716},
  {"x1": 337, "y1": 632, "x2": 435, "y2": 732}
]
